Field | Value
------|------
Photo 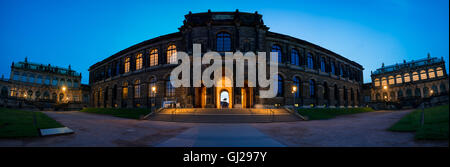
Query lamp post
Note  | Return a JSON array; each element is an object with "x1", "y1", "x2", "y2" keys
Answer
[
  {"x1": 383, "y1": 85, "x2": 388, "y2": 109},
  {"x1": 151, "y1": 86, "x2": 157, "y2": 113},
  {"x1": 292, "y1": 86, "x2": 297, "y2": 109}
]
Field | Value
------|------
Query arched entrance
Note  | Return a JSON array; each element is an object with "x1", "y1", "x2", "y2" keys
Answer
[
  {"x1": 215, "y1": 76, "x2": 233, "y2": 108},
  {"x1": 220, "y1": 90, "x2": 229, "y2": 108}
]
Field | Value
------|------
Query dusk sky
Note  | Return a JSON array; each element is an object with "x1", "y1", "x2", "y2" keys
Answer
[{"x1": 0, "y1": 0, "x2": 448, "y2": 84}]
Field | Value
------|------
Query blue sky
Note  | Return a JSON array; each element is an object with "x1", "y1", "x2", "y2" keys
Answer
[{"x1": 0, "y1": 0, "x2": 448, "y2": 84}]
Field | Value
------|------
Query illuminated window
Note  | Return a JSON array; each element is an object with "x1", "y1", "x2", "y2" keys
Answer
[
  {"x1": 428, "y1": 69, "x2": 435, "y2": 78},
  {"x1": 420, "y1": 70, "x2": 427, "y2": 80},
  {"x1": 396, "y1": 75, "x2": 402, "y2": 84},
  {"x1": 412, "y1": 72, "x2": 419, "y2": 81},
  {"x1": 388, "y1": 76, "x2": 394, "y2": 85},
  {"x1": 216, "y1": 32, "x2": 231, "y2": 52},
  {"x1": 122, "y1": 82, "x2": 128, "y2": 99},
  {"x1": 167, "y1": 45, "x2": 177, "y2": 64},
  {"x1": 374, "y1": 78, "x2": 380, "y2": 87},
  {"x1": 404, "y1": 73, "x2": 410, "y2": 82},
  {"x1": 136, "y1": 53, "x2": 143, "y2": 70},
  {"x1": 150, "y1": 49, "x2": 158, "y2": 67},
  {"x1": 331, "y1": 61, "x2": 336, "y2": 75},
  {"x1": 381, "y1": 77, "x2": 387, "y2": 86},
  {"x1": 436, "y1": 67, "x2": 444, "y2": 77},
  {"x1": 134, "y1": 80, "x2": 140, "y2": 98},
  {"x1": 272, "y1": 45, "x2": 282, "y2": 63},
  {"x1": 124, "y1": 57, "x2": 130, "y2": 73},
  {"x1": 291, "y1": 49, "x2": 299, "y2": 66}
]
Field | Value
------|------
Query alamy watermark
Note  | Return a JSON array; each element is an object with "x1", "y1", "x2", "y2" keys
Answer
[{"x1": 170, "y1": 44, "x2": 279, "y2": 98}]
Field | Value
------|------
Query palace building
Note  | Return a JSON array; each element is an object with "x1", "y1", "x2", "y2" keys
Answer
[
  {"x1": 370, "y1": 54, "x2": 449, "y2": 105},
  {"x1": 0, "y1": 58, "x2": 90, "y2": 109},
  {"x1": 89, "y1": 10, "x2": 364, "y2": 109}
]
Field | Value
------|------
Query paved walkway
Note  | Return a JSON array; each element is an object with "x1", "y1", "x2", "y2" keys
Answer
[
  {"x1": 0, "y1": 110, "x2": 447, "y2": 147},
  {"x1": 156, "y1": 124, "x2": 285, "y2": 147}
]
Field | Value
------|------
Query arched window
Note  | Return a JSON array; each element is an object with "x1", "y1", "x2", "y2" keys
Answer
[
  {"x1": 124, "y1": 57, "x2": 130, "y2": 73},
  {"x1": 292, "y1": 77, "x2": 301, "y2": 98},
  {"x1": 122, "y1": 82, "x2": 128, "y2": 99},
  {"x1": 29, "y1": 74, "x2": 34, "y2": 83},
  {"x1": 396, "y1": 75, "x2": 402, "y2": 84},
  {"x1": 331, "y1": 61, "x2": 336, "y2": 75},
  {"x1": 339, "y1": 64, "x2": 344, "y2": 76},
  {"x1": 397, "y1": 90, "x2": 403, "y2": 100},
  {"x1": 374, "y1": 78, "x2": 380, "y2": 87},
  {"x1": 276, "y1": 75, "x2": 283, "y2": 97},
  {"x1": 382, "y1": 92, "x2": 388, "y2": 101},
  {"x1": 307, "y1": 52, "x2": 314, "y2": 69},
  {"x1": 73, "y1": 80, "x2": 79, "y2": 88},
  {"x1": 21, "y1": 73, "x2": 27, "y2": 82},
  {"x1": 309, "y1": 80, "x2": 315, "y2": 98},
  {"x1": 134, "y1": 80, "x2": 140, "y2": 98},
  {"x1": 406, "y1": 89, "x2": 412, "y2": 97},
  {"x1": 428, "y1": 69, "x2": 435, "y2": 78},
  {"x1": 423, "y1": 87, "x2": 429, "y2": 97},
  {"x1": 291, "y1": 49, "x2": 299, "y2": 66},
  {"x1": 167, "y1": 45, "x2": 177, "y2": 64},
  {"x1": 59, "y1": 79, "x2": 65, "y2": 86},
  {"x1": 320, "y1": 57, "x2": 326, "y2": 72},
  {"x1": 375, "y1": 93, "x2": 381, "y2": 101},
  {"x1": 432, "y1": 85, "x2": 438, "y2": 95},
  {"x1": 389, "y1": 91, "x2": 395, "y2": 101},
  {"x1": 381, "y1": 77, "x2": 387, "y2": 86},
  {"x1": 216, "y1": 32, "x2": 231, "y2": 52},
  {"x1": 334, "y1": 85, "x2": 339, "y2": 102},
  {"x1": 13, "y1": 72, "x2": 20, "y2": 81},
  {"x1": 323, "y1": 82, "x2": 329, "y2": 101},
  {"x1": 52, "y1": 77, "x2": 58, "y2": 86},
  {"x1": 45, "y1": 76, "x2": 50, "y2": 85},
  {"x1": 404, "y1": 73, "x2": 411, "y2": 82},
  {"x1": 136, "y1": 53, "x2": 143, "y2": 70},
  {"x1": 148, "y1": 77, "x2": 157, "y2": 97},
  {"x1": 415, "y1": 88, "x2": 421, "y2": 97},
  {"x1": 440, "y1": 83, "x2": 446, "y2": 93},
  {"x1": 67, "y1": 79, "x2": 72, "y2": 87},
  {"x1": 420, "y1": 70, "x2": 427, "y2": 80},
  {"x1": 436, "y1": 67, "x2": 444, "y2": 77},
  {"x1": 412, "y1": 72, "x2": 419, "y2": 81},
  {"x1": 166, "y1": 80, "x2": 175, "y2": 97},
  {"x1": 388, "y1": 76, "x2": 395, "y2": 85},
  {"x1": 36, "y1": 75, "x2": 42, "y2": 84},
  {"x1": 150, "y1": 49, "x2": 158, "y2": 67},
  {"x1": 272, "y1": 45, "x2": 282, "y2": 63}
]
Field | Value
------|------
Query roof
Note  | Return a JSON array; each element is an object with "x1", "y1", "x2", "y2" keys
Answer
[
  {"x1": 372, "y1": 56, "x2": 444, "y2": 75},
  {"x1": 12, "y1": 61, "x2": 81, "y2": 77}
]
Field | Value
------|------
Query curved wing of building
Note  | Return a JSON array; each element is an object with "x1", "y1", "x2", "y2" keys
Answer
[{"x1": 89, "y1": 11, "x2": 364, "y2": 109}]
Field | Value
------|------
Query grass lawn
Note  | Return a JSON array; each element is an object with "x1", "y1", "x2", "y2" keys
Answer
[
  {"x1": 389, "y1": 104, "x2": 448, "y2": 140},
  {"x1": 0, "y1": 108, "x2": 63, "y2": 138},
  {"x1": 297, "y1": 107, "x2": 374, "y2": 120},
  {"x1": 80, "y1": 108, "x2": 152, "y2": 119}
]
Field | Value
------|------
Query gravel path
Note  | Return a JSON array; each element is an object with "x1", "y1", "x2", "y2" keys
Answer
[{"x1": 253, "y1": 110, "x2": 448, "y2": 147}]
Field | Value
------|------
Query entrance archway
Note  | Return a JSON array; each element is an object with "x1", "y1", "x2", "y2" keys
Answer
[
  {"x1": 220, "y1": 90, "x2": 229, "y2": 108},
  {"x1": 215, "y1": 76, "x2": 233, "y2": 108},
  {"x1": 241, "y1": 81, "x2": 253, "y2": 108},
  {"x1": 195, "y1": 86, "x2": 206, "y2": 108}
]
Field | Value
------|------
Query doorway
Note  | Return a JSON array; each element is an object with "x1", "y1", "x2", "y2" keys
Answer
[{"x1": 220, "y1": 90, "x2": 229, "y2": 108}]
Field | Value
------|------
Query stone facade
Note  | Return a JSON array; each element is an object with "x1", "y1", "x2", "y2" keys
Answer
[
  {"x1": 370, "y1": 54, "x2": 449, "y2": 103},
  {"x1": 89, "y1": 11, "x2": 364, "y2": 109}
]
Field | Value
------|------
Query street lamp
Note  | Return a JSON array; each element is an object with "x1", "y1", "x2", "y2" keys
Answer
[
  {"x1": 151, "y1": 86, "x2": 157, "y2": 112},
  {"x1": 292, "y1": 86, "x2": 298, "y2": 108},
  {"x1": 62, "y1": 86, "x2": 67, "y2": 92}
]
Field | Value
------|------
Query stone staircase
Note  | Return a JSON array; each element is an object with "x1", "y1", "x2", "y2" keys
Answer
[{"x1": 146, "y1": 108, "x2": 304, "y2": 123}]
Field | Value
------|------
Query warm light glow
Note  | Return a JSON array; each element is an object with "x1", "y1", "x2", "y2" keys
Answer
[
  {"x1": 292, "y1": 86, "x2": 297, "y2": 93},
  {"x1": 384, "y1": 96, "x2": 387, "y2": 99},
  {"x1": 430, "y1": 90, "x2": 434, "y2": 94},
  {"x1": 62, "y1": 86, "x2": 67, "y2": 91},
  {"x1": 383, "y1": 86, "x2": 387, "y2": 90},
  {"x1": 152, "y1": 86, "x2": 156, "y2": 93}
]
